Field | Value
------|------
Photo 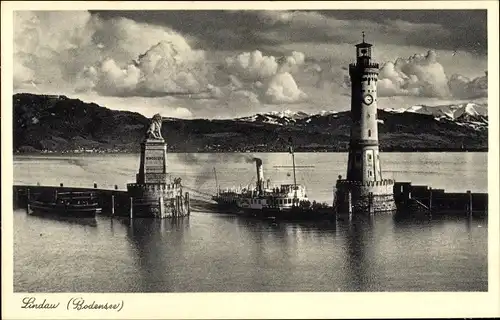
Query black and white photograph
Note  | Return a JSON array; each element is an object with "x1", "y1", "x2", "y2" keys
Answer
[{"x1": 2, "y1": 1, "x2": 499, "y2": 319}]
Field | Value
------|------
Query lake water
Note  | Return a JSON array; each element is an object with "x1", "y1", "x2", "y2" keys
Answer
[{"x1": 13, "y1": 152, "x2": 488, "y2": 292}]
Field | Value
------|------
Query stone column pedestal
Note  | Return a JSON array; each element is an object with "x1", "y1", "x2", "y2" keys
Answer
[{"x1": 126, "y1": 135, "x2": 189, "y2": 219}]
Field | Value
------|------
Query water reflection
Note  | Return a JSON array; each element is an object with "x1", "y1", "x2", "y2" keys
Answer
[
  {"x1": 393, "y1": 212, "x2": 486, "y2": 231},
  {"x1": 335, "y1": 215, "x2": 374, "y2": 291},
  {"x1": 26, "y1": 212, "x2": 98, "y2": 227},
  {"x1": 124, "y1": 218, "x2": 190, "y2": 292},
  {"x1": 120, "y1": 211, "x2": 485, "y2": 292}
]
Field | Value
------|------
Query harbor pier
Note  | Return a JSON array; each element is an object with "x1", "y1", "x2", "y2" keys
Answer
[
  {"x1": 393, "y1": 182, "x2": 487, "y2": 217},
  {"x1": 13, "y1": 184, "x2": 191, "y2": 218}
]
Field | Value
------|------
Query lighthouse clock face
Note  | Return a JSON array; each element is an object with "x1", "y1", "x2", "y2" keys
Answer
[{"x1": 363, "y1": 94, "x2": 374, "y2": 105}]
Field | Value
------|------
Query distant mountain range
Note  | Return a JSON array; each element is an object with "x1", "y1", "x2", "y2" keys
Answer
[
  {"x1": 13, "y1": 93, "x2": 488, "y2": 153},
  {"x1": 237, "y1": 103, "x2": 488, "y2": 128}
]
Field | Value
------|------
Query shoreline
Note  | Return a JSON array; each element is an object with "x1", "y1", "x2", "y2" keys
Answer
[{"x1": 13, "y1": 149, "x2": 489, "y2": 156}]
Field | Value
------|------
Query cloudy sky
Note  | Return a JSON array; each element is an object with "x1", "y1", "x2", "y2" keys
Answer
[{"x1": 14, "y1": 9, "x2": 488, "y2": 119}]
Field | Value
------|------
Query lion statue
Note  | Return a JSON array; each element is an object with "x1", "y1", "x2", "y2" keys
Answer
[{"x1": 146, "y1": 113, "x2": 163, "y2": 140}]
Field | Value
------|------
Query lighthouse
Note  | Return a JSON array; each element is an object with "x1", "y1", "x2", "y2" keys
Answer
[
  {"x1": 347, "y1": 32, "x2": 382, "y2": 182},
  {"x1": 334, "y1": 34, "x2": 396, "y2": 214}
]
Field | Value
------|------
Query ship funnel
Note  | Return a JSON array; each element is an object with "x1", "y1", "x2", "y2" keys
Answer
[{"x1": 254, "y1": 158, "x2": 264, "y2": 195}]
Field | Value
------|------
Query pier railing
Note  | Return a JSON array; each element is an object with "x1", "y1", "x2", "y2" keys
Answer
[{"x1": 336, "y1": 179, "x2": 395, "y2": 187}]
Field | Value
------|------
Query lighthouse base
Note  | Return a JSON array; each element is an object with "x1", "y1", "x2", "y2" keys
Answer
[{"x1": 334, "y1": 179, "x2": 396, "y2": 214}]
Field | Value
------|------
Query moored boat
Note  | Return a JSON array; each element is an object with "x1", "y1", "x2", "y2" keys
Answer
[{"x1": 28, "y1": 191, "x2": 101, "y2": 218}]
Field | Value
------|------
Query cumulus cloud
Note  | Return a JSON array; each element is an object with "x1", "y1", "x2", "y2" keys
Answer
[
  {"x1": 92, "y1": 58, "x2": 141, "y2": 95},
  {"x1": 225, "y1": 50, "x2": 279, "y2": 81},
  {"x1": 225, "y1": 90, "x2": 260, "y2": 106},
  {"x1": 263, "y1": 72, "x2": 307, "y2": 104},
  {"x1": 448, "y1": 72, "x2": 488, "y2": 100},
  {"x1": 15, "y1": 11, "x2": 310, "y2": 108},
  {"x1": 223, "y1": 50, "x2": 306, "y2": 80},
  {"x1": 222, "y1": 50, "x2": 308, "y2": 104},
  {"x1": 377, "y1": 50, "x2": 487, "y2": 100},
  {"x1": 80, "y1": 41, "x2": 210, "y2": 97},
  {"x1": 378, "y1": 50, "x2": 451, "y2": 98},
  {"x1": 278, "y1": 51, "x2": 305, "y2": 73},
  {"x1": 15, "y1": 11, "x2": 213, "y2": 98},
  {"x1": 314, "y1": 64, "x2": 350, "y2": 91},
  {"x1": 14, "y1": 11, "x2": 97, "y2": 89}
]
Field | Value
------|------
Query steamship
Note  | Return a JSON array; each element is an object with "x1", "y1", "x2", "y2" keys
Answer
[{"x1": 211, "y1": 148, "x2": 334, "y2": 221}]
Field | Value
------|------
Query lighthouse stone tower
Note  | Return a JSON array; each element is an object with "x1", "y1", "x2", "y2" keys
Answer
[{"x1": 334, "y1": 34, "x2": 396, "y2": 213}]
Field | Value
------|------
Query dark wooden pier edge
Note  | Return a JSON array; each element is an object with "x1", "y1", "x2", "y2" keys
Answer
[
  {"x1": 332, "y1": 180, "x2": 487, "y2": 218},
  {"x1": 392, "y1": 182, "x2": 487, "y2": 218}
]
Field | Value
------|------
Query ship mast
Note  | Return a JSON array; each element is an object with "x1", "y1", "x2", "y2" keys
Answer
[
  {"x1": 213, "y1": 167, "x2": 219, "y2": 196},
  {"x1": 289, "y1": 145, "x2": 297, "y2": 202}
]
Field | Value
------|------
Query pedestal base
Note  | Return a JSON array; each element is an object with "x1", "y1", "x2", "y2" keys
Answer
[
  {"x1": 126, "y1": 183, "x2": 190, "y2": 218},
  {"x1": 137, "y1": 139, "x2": 168, "y2": 184},
  {"x1": 334, "y1": 179, "x2": 397, "y2": 214}
]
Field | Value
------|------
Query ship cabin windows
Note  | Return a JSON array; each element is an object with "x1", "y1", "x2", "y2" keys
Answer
[{"x1": 277, "y1": 198, "x2": 293, "y2": 205}]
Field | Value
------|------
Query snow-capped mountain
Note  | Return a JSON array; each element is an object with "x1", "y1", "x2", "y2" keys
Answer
[
  {"x1": 266, "y1": 110, "x2": 310, "y2": 119},
  {"x1": 383, "y1": 102, "x2": 488, "y2": 131},
  {"x1": 236, "y1": 110, "x2": 310, "y2": 125},
  {"x1": 384, "y1": 102, "x2": 487, "y2": 120},
  {"x1": 237, "y1": 102, "x2": 487, "y2": 131}
]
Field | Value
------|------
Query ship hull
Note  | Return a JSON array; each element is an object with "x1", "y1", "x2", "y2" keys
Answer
[
  {"x1": 239, "y1": 206, "x2": 336, "y2": 221},
  {"x1": 213, "y1": 198, "x2": 335, "y2": 221},
  {"x1": 28, "y1": 201, "x2": 100, "y2": 218}
]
